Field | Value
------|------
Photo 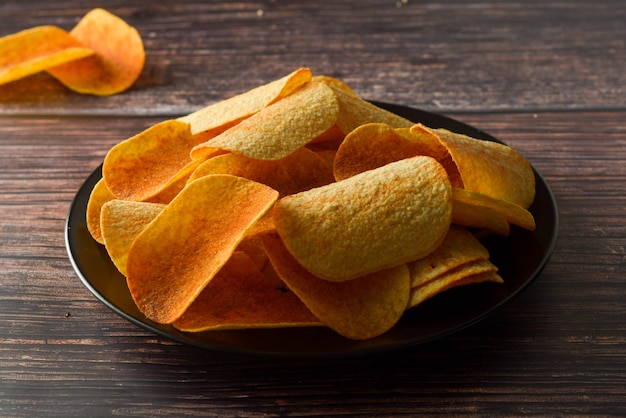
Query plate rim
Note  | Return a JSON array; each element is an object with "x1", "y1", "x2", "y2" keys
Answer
[{"x1": 65, "y1": 102, "x2": 559, "y2": 358}]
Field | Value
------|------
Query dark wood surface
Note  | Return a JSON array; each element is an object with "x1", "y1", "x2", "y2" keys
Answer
[{"x1": 1, "y1": 1, "x2": 625, "y2": 416}]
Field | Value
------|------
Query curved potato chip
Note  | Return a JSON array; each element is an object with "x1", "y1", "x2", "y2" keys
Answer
[
  {"x1": 273, "y1": 156, "x2": 452, "y2": 281},
  {"x1": 173, "y1": 252, "x2": 322, "y2": 332},
  {"x1": 262, "y1": 233, "x2": 410, "y2": 340},
  {"x1": 453, "y1": 188, "x2": 536, "y2": 231},
  {"x1": 408, "y1": 270, "x2": 503, "y2": 310},
  {"x1": 408, "y1": 226, "x2": 490, "y2": 288},
  {"x1": 452, "y1": 196, "x2": 511, "y2": 236},
  {"x1": 179, "y1": 68, "x2": 312, "y2": 142},
  {"x1": 190, "y1": 80, "x2": 340, "y2": 161},
  {"x1": 415, "y1": 124, "x2": 536, "y2": 209},
  {"x1": 333, "y1": 123, "x2": 435, "y2": 181},
  {"x1": 103, "y1": 120, "x2": 196, "y2": 202},
  {"x1": 126, "y1": 174, "x2": 279, "y2": 324},
  {"x1": 0, "y1": 26, "x2": 94, "y2": 85},
  {"x1": 85, "y1": 178, "x2": 116, "y2": 244},
  {"x1": 46, "y1": 8, "x2": 144, "y2": 96},
  {"x1": 100, "y1": 200, "x2": 165, "y2": 276},
  {"x1": 330, "y1": 84, "x2": 414, "y2": 134},
  {"x1": 188, "y1": 147, "x2": 334, "y2": 196}
]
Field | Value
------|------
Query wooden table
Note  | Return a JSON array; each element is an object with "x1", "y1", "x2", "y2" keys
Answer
[{"x1": 1, "y1": 1, "x2": 625, "y2": 415}]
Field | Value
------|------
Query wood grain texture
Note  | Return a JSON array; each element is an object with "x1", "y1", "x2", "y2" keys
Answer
[
  {"x1": 0, "y1": 0, "x2": 625, "y2": 116},
  {"x1": 1, "y1": 0, "x2": 626, "y2": 416}
]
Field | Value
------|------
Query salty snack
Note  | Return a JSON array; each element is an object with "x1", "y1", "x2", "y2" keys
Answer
[
  {"x1": 86, "y1": 68, "x2": 536, "y2": 339},
  {"x1": 0, "y1": 8, "x2": 144, "y2": 95}
]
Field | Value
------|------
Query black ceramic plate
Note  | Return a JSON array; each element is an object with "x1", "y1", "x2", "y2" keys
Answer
[{"x1": 65, "y1": 103, "x2": 558, "y2": 358}]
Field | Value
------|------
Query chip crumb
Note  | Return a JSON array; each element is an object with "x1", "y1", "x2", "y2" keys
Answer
[
  {"x1": 64, "y1": 312, "x2": 71, "y2": 318},
  {"x1": 257, "y1": 9, "x2": 264, "y2": 17}
]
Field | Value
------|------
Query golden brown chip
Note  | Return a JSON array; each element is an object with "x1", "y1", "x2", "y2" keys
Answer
[
  {"x1": 100, "y1": 200, "x2": 165, "y2": 276},
  {"x1": 333, "y1": 123, "x2": 433, "y2": 181},
  {"x1": 262, "y1": 233, "x2": 410, "y2": 340},
  {"x1": 330, "y1": 84, "x2": 414, "y2": 134},
  {"x1": 273, "y1": 156, "x2": 452, "y2": 281},
  {"x1": 453, "y1": 188, "x2": 536, "y2": 231},
  {"x1": 125, "y1": 174, "x2": 279, "y2": 324},
  {"x1": 415, "y1": 124, "x2": 536, "y2": 209},
  {"x1": 0, "y1": 26, "x2": 94, "y2": 85},
  {"x1": 408, "y1": 226, "x2": 490, "y2": 288},
  {"x1": 408, "y1": 270, "x2": 503, "y2": 309},
  {"x1": 85, "y1": 178, "x2": 116, "y2": 244},
  {"x1": 173, "y1": 252, "x2": 321, "y2": 331},
  {"x1": 188, "y1": 147, "x2": 335, "y2": 196},
  {"x1": 46, "y1": 8, "x2": 144, "y2": 95},
  {"x1": 451, "y1": 194, "x2": 511, "y2": 236},
  {"x1": 179, "y1": 68, "x2": 312, "y2": 142},
  {"x1": 190, "y1": 80, "x2": 340, "y2": 161},
  {"x1": 102, "y1": 120, "x2": 197, "y2": 202}
]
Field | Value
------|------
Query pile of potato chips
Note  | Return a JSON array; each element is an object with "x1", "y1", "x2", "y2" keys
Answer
[
  {"x1": 0, "y1": 8, "x2": 144, "y2": 95},
  {"x1": 86, "y1": 68, "x2": 536, "y2": 340}
]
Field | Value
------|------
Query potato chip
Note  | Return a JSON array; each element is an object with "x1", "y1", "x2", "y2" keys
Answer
[
  {"x1": 125, "y1": 174, "x2": 279, "y2": 324},
  {"x1": 190, "y1": 80, "x2": 340, "y2": 161},
  {"x1": 451, "y1": 195, "x2": 511, "y2": 236},
  {"x1": 408, "y1": 226, "x2": 490, "y2": 288},
  {"x1": 46, "y1": 8, "x2": 144, "y2": 96},
  {"x1": 0, "y1": 26, "x2": 94, "y2": 85},
  {"x1": 261, "y1": 233, "x2": 410, "y2": 340},
  {"x1": 453, "y1": 187, "x2": 536, "y2": 231},
  {"x1": 179, "y1": 68, "x2": 312, "y2": 142},
  {"x1": 173, "y1": 252, "x2": 322, "y2": 332},
  {"x1": 102, "y1": 120, "x2": 197, "y2": 202},
  {"x1": 85, "y1": 178, "x2": 116, "y2": 244},
  {"x1": 273, "y1": 156, "x2": 452, "y2": 281},
  {"x1": 408, "y1": 270, "x2": 503, "y2": 309},
  {"x1": 414, "y1": 124, "x2": 536, "y2": 209},
  {"x1": 330, "y1": 84, "x2": 414, "y2": 134},
  {"x1": 100, "y1": 200, "x2": 165, "y2": 276},
  {"x1": 188, "y1": 147, "x2": 334, "y2": 196}
]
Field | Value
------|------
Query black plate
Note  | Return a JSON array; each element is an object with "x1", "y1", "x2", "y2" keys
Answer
[{"x1": 65, "y1": 103, "x2": 558, "y2": 358}]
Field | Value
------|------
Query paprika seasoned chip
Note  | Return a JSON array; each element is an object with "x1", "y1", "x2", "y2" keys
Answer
[
  {"x1": 102, "y1": 120, "x2": 196, "y2": 202},
  {"x1": 173, "y1": 252, "x2": 322, "y2": 332},
  {"x1": 179, "y1": 68, "x2": 312, "y2": 142},
  {"x1": 46, "y1": 8, "x2": 144, "y2": 96},
  {"x1": 408, "y1": 270, "x2": 503, "y2": 309},
  {"x1": 188, "y1": 147, "x2": 334, "y2": 196},
  {"x1": 125, "y1": 174, "x2": 279, "y2": 324},
  {"x1": 0, "y1": 8, "x2": 144, "y2": 95},
  {"x1": 413, "y1": 124, "x2": 536, "y2": 209},
  {"x1": 273, "y1": 156, "x2": 452, "y2": 281},
  {"x1": 190, "y1": 80, "x2": 341, "y2": 161},
  {"x1": 407, "y1": 226, "x2": 490, "y2": 288},
  {"x1": 0, "y1": 26, "x2": 94, "y2": 85},
  {"x1": 262, "y1": 233, "x2": 410, "y2": 340},
  {"x1": 100, "y1": 200, "x2": 165, "y2": 276},
  {"x1": 86, "y1": 178, "x2": 116, "y2": 244}
]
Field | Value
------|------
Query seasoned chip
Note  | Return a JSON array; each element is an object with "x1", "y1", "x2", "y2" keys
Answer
[
  {"x1": 414, "y1": 124, "x2": 536, "y2": 209},
  {"x1": 262, "y1": 233, "x2": 410, "y2": 340},
  {"x1": 190, "y1": 80, "x2": 340, "y2": 161},
  {"x1": 102, "y1": 120, "x2": 196, "y2": 202},
  {"x1": 46, "y1": 8, "x2": 145, "y2": 96},
  {"x1": 453, "y1": 188, "x2": 536, "y2": 231},
  {"x1": 179, "y1": 68, "x2": 312, "y2": 142},
  {"x1": 125, "y1": 175, "x2": 279, "y2": 324},
  {"x1": 273, "y1": 156, "x2": 452, "y2": 281},
  {"x1": 408, "y1": 226, "x2": 490, "y2": 288},
  {"x1": 85, "y1": 178, "x2": 116, "y2": 244},
  {"x1": 188, "y1": 147, "x2": 334, "y2": 196},
  {"x1": 451, "y1": 194, "x2": 511, "y2": 236},
  {"x1": 100, "y1": 200, "x2": 165, "y2": 276},
  {"x1": 0, "y1": 26, "x2": 94, "y2": 85},
  {"x1": 408, "y1": 270, "x2": 503, "y2": 309},
  {"x1": 173, "y1": 252, "x2": 322, "y2": 332}
]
